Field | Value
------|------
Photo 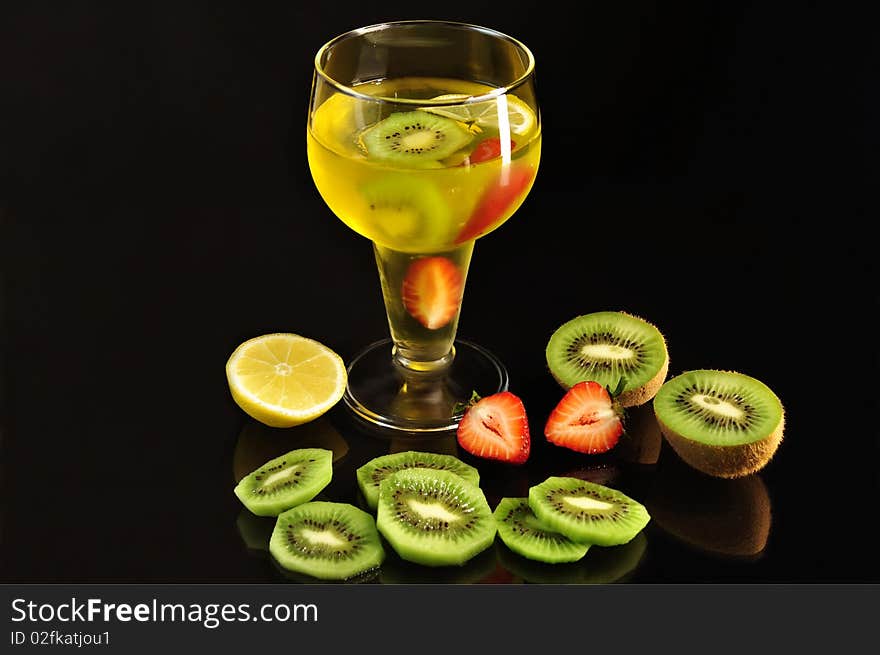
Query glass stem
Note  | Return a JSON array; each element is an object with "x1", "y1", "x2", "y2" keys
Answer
[{"x1": 373, "y1": 241, "x2": 475, "y2": 376}]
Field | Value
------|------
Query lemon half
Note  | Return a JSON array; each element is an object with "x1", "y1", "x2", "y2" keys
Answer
[{"x1": 226, "y1": 333, "x2": 347, "y2": 428}]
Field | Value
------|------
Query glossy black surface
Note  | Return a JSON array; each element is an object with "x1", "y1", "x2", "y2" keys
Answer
[{"x1": 1, "y1": 2, "x2": 874, "y2": 582}]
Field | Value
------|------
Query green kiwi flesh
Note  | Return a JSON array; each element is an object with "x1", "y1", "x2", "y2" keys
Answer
[
  {"x1": 528, "y1": 477, "x2": 650, "y2": 546},
  {"x1": 360, "y1": 111, "x2": 473, "y2": 167},
  {"x1": 494, "y1": 498, "x2": 590, "y2": 564},
  {"x1": 652, "y1": 369, "x2": 784, "y2": 478},
  {"x1": 545, "y1": 311, "x2": 669, "y2": 407},
  {"x1": 360, "y1": 175, "x2": 451, "y2": 248},
  {"x1": 356, "y1": 451, "x2": 480, "y2": 512},
  {"x1": 376, "y1": 468, "x2": 495, "y2": 567},
  {"x1": 269, "y1": 501, "x2": 384, "y2": 581},
  {"x1": 234, "y1": 448, "x2": 332, "y2": 517},
  {"x1": 497, "y1": 531, "x2": 647, "y2": 584}
]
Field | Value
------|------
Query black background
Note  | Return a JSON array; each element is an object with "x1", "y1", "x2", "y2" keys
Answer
[{"x1": 1, "y1": 1, "x2": 875, "y2": 583}]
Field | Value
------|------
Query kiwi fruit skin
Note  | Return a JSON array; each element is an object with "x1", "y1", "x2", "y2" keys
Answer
[
  {"x1": 528, "y1": 477, "x2": 650, "y2": 547},
  {"x1": 269, "y1": 501, "x2": 385, "y2": 581},
  {"x1": 356, "y1": 451, "x2": 480, "y2": 512},
  {"x1": 546, "y1": 311, "x2": 669, "y2": 408},
  {"x1": 376, "y1": 468, "x2": 495, "y2": 567},
  {"x1": 653, "y1": 370, "x2": 785, "y2": 479},
  {"x1": 494, "y1": 497, "x2": 590, "y2": 564},
  {"x1": 234, "y1": 448, "x2": 333, "y2": 517}
]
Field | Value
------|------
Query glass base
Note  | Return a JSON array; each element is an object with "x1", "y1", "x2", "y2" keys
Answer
[{"x1": 343, "y1": 338, "x2": 508, "y2": 435}]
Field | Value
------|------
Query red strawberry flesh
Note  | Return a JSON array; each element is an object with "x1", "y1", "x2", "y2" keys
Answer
[
  {"x1": 457, "y1": 392, "x2": 530, "y2": 464},
  {"x1": 454, "y1": 165, "x2": 533, "y2": 244},
  {"x1": 401, "y1": 256, "x2": 463, "y2": 330},
  {"x1": 544, "y1": 381, "x2": 623, "y2": 454}
]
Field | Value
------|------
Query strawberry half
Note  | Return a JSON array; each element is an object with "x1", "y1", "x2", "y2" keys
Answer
[
  {"x1": 544, "y1": 381, "x2": 623, "y2": 454},
  {"x1": 467, "y1": 137, "x2": 516, "y2": 164},
  {"x1": 454, "y1": 165, "x2": 534, "y2": 244},
  {"x1": 401, "y1": 256, "x2": 463, "y2": 330},
  {"x1": 457, "y1": 392, "x2": 530, "y2": 464}
]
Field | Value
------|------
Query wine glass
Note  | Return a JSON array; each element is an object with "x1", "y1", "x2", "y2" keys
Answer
[{"x1": 308, "y1": 20, "x2": 540, "y2": 433}]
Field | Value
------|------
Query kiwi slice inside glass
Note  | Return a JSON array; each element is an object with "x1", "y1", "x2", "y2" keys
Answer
[
  {"x1": 360, "y1": 111, "x2": 473, "y2": 168},
  {"x1": 528, "y1": 477, "x2": 650, "y2": 546},
  {"x1": 652, "y1": 369, "x2": 785, "y2": 479},
  {"x1": 545, "y1": 311, "x2": 669, "y2": 407},
  {"x1": 269, "y1": 501, "x2": 385, "y2": 581},
  {"x1": 376, "y1": 468, "x2": 495, "y2": 567},
  {"x1": 356, "y1": 451, "x2": 480, "y2": 512},
  {"x1": 234, "y1": 448, "x2": 332, "y2": 517},
  {"x1": 494, "y1": 497, "x2": 590, "y2": 564},
  {"x1": 361, "y1": 175, "x2": 452, "y2": 248}
]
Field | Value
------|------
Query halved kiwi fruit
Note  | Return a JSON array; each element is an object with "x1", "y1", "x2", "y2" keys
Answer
[
  {"x1": 528, "y1": 477, "x2": 650, "y2": 546},
  {"x1": 652, "y1": 369, "x2": 784, "y2": 478},
  {"x1": 376, "y1": 468, "x2": 495, "y2": 566},
  {"x1": 494, "y1": 497, "x2": 590, "y2": 564},
  {"x1": 361, "y1": 175, "x2": 451, "y2": 249},
  {"x1": 234, "y1": 448, "x2": 332, "y2": 516},
  {"x1": 546, "y1": 311, "x2": 669, "y2": 407},
  {"x1": 269, "y1": 501, "x2": 385, "y2": 581},
  {"x1": 356, "y1": 451, "x2": 480, "y2": 512},
  {"x1": 360, "y1": 111, "x2": 473, "y2": 168}
]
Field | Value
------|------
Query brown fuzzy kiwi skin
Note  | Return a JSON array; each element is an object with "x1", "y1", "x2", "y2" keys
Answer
[
  {"x1": 548, "y1": 312, "x2": 669, "y2": 408},
  {"x1": 656, "y1": 408, "x2": 785, "y2": 479}
]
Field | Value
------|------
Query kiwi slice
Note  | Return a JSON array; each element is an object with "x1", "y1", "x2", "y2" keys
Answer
[
  {"x1": 269, "y1": 501, "x2": 384, "y2": 581},
  {"x1": 360, "y1": 111, "x2": 473, "y2": 168},
  {"x1": 494, "y1": 497, "x2": 590, "y2": 564},
  {"x1": 356, "y1": 451, "x2": 480, "y2": 512},
  {"x1": 361, "y1": 175, "x2": 451, "y2": 248},
  {"x1": 652, "y1": 369, "x2": 784, "y2": 478},
  {"x1": 546, "y1": 311, "x2": 669, "y2": 407},
  {"x1": 528, "y1": 477, "x2": 650, "y2": 546},
  {"x1": 497, "y1": 532, "x2": 648, "y2": 584},
  {"x1": 234, "y1": 448, "x2": 332, "y2": 517},
  {"x1": 376, "y1": 468, "x2": 495, "y2": 567}
]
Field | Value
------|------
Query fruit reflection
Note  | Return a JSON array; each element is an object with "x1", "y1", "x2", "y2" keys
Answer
[
  {"x1": 646, "y1": 455, "x2": 772, "y2": 559},
  {"x1": 379, "y1": 540, "x2": 498, "y2": 584},
  {"x1": 232, "y1": 417, "x2": 349, "y2": 483},
  {"x1": 617, "y1": 403, "x2": 663, "y2": 467}
]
